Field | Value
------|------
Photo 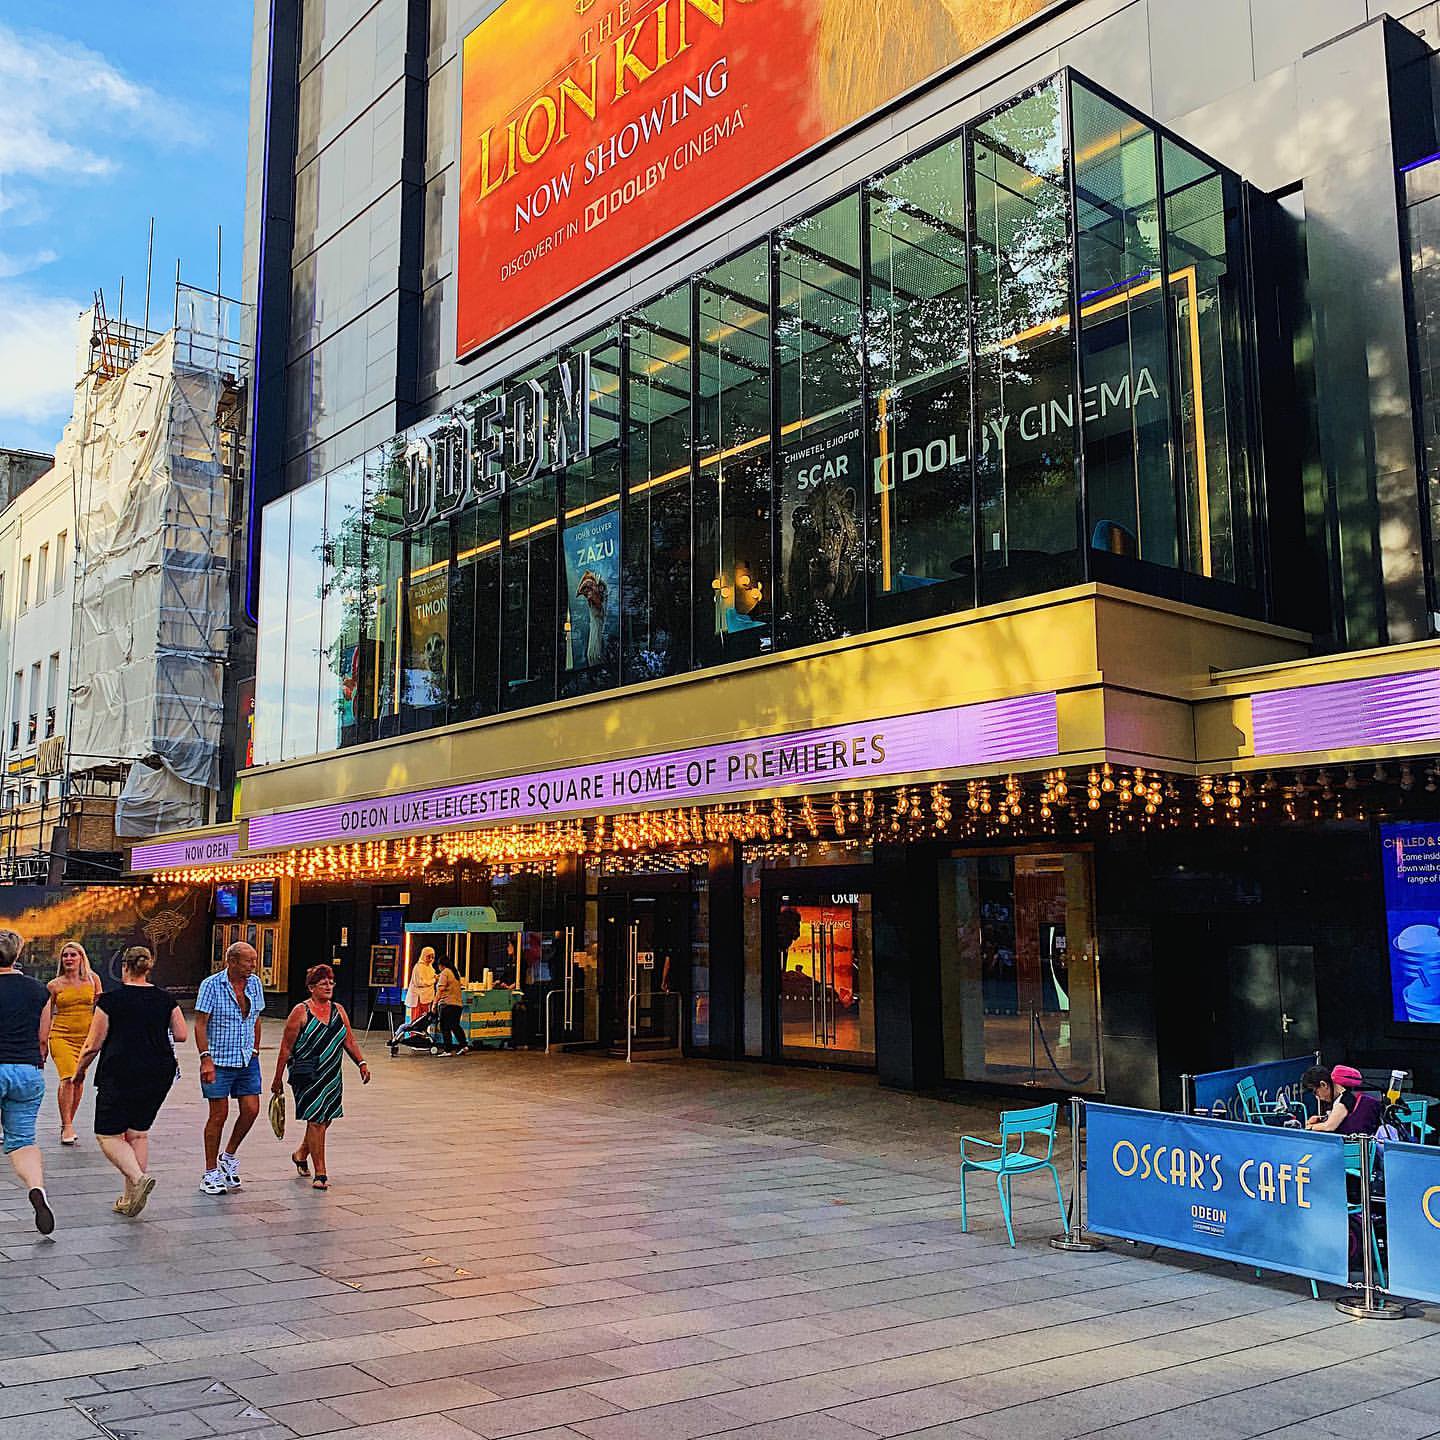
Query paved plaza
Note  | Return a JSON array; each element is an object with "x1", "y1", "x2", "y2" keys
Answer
[{"x1": 2, "y1": 1035, "x2": 1439, "y2": 1440}]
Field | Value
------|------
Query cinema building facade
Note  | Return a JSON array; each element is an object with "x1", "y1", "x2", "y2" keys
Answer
[{"x1": 153, "y1": 0, "x2": 1440, "y2": 1104}]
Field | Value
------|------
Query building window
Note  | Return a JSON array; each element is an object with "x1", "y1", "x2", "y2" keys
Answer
[
  {"x1": 777, "y1": 192, "x2": 866, "y2": 646},
  {"x1": 19, "y1": 556, "x2": 30, "y2": 613},
  {"x1": 53, "y1": 532, "x2": 66, "y2": 594},
  {"x1": 561, "y1": 329, "x2": 622, "y2": 698},
  {"x1": 35, "y1": 544, "x2": 48, "y2": 604},
  {"x1": 27, "y1": 661, "x2": 39, "y2": 745},
  {"x1": 624, "y1": 291, "x2": 693, "y2": 683},
  {"x1": 8, "y1": 671, "x2": 20, "y2": 751},
  {"x1": 866, "y1": 135, "x2": 974, "y2": 626},
  {"x1": 45, "y1": 653, "x2": 58, "y2": 738},
  {"x1": 970, "y1": 77, "x2": 1082, "y2": 602},
  {"x1": 695, "y1": 242, "x2": 772, "y2": 667}
]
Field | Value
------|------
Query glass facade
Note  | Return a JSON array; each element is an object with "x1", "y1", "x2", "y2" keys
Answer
[{"x1": 254, "y1": 72, "x2": 1262, "y2": 767}]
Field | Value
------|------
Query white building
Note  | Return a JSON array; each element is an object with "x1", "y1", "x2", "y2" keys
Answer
[{"x1": 0, "y1": 462, "x2": 76, "y2": 878}]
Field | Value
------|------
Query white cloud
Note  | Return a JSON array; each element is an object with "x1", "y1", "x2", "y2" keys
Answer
[
  {"x1": 0, "y1": 286, "x2": 83, "y2": 428},
  {"x1": 0, "y1": 23, "x2": 198, "y2": 183},
  {"x1": 0, "y1": 248, "x2": 58, "y2": 280}
]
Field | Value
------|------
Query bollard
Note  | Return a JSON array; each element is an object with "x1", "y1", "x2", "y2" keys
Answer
[
  {"x1": 1180, "y1": 1073, "x2": 1194, "y2": 1117},
  {"x1": 1334, "y1": 1135, "x2": 1407, "y2": 1319},
  {"x1": 1049, "y1": 1095, "x2": 1107, "y2": 1253}
]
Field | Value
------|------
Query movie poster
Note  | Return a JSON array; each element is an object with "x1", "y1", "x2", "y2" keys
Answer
[
  {"x1": 404, "y1": 571, "x2": 450, "y2": 708},
  {"x1": 456, "y1": 0, "x2": 1051, "y2": 356},
  {"x1": 563, "y1": 510, "x2": 620, "y2": 672}
]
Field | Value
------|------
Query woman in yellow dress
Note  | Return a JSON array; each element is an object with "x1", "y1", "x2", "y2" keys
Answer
[{"x1": 47, "y1": 941, "x2": 101, "y2": 1145}]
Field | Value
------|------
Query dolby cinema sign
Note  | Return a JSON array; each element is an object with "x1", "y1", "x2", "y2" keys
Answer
[{"x1": 401, "y1": 351, "x2": 592, "y2": 532}]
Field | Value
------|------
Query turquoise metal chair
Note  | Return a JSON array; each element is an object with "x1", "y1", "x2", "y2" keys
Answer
[
  {"x1": 959, "y1": 1102, "x2": 1067, "y2": 1247},
  {"x1": 1343, "y1": 1137, "x2": 1387, "y2": 1285},
  {"x1": 1395, "y1": 1097, "x2": 1435, "y2": 1144},
  {"x1": 1236, "y1": 1075, "x2": 1294, "y2": 1126}
]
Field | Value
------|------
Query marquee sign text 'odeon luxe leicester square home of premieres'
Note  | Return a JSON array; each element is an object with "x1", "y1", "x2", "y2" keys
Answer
[{"x1": 246, "y1": 694, "x2": 1060, "y2": 851}]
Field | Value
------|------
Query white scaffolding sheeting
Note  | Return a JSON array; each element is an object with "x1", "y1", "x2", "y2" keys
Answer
[{"x1": 64, "y1": 331, "x2": 231, "y2": 836}]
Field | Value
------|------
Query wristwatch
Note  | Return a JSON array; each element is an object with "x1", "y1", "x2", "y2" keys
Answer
[{"x1": 198, "y1": 1050, "x2": 212, "y2": 1059}]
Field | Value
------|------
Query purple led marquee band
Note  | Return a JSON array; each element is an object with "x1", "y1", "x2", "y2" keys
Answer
[
  {"x1": 1251, "y1": 669, "x2": 1440, "y2": 757},
  {"x1": 131, "y1": 831, "x2": 241, "y2": 873},
  {"x1": 248, "y1": 693, "x2": 1060, "y2": 852}
]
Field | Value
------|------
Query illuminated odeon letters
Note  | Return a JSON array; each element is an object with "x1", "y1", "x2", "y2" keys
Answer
[{"x1": 402, "y1": 352, "x2": 592, "y2": 532}]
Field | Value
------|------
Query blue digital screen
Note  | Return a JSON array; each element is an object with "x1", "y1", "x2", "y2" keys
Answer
[
  {"x1": 214, "y1": 883, "x2": 241, "y2": 920},
  {"x1": 247, "y1": 879, "x2": 277, "y2": 921},
  {"x1": 1380, "y1": 822, "x2": 1440, "y2": 1023}
]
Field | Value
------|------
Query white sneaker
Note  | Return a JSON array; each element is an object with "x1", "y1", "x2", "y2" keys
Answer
[
  {"x1": 199, "y1": 1169, "x2": 227, "y2": 1195},
  {"x1": 218, "y1": 1153, "x2": 242, "y2": 1191}
]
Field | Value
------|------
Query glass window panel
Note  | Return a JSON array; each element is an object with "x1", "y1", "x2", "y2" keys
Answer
[
  {"x1": 970, "y1": 79, "x2": 1082, "y2": 601},
  {"x1": 401, "y1": 505, "x2": 452, "y2": 733},
  {"x1": 1162, "y1": 138, "x2": 1257, "y2": 587},
  {"x1": 369, "y1": 440, "x2": 407, "y2": 735},
  {"x1": 452, "y1": 478, "x2": 503, "y2": 724},
  {"x1": 866, "y1": 137, "x2": 974, "y2": 623},
  {"x1": 777, "y1": 193, "x2": 866, "y2": 645},
  {"x1": 624, "y1": 289, "x2": 693, "y2": 682},
  {"x1": 939, "y1": 851, "x2": 1102, "y2": 1090},
  {"x1": 696, "y1": 243, "x2": 773, "y2": 666},
  {"x1": 1072, "y1": 83, "x2": 1177, "y2": 570},
  {"x1": 318, "y1": 458, "x2": 366, "y2": 752},
  {"x1": 281, "y1": 480, "x2": 326, "y2": 760},
  {"x1": 503, "y1": 467, "x2": 559, "y2": 711},
  {"x1": 254, "y1": 495, "x2": 291, "y2": 767},
  {"x1": 560, "y1": 330, "x2": 622, "y2": 698}
]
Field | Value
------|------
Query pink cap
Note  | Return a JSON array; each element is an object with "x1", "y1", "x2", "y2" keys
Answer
[{"x1": 1330, "y1": 1064, "x2": 1364, "y2": 1090}]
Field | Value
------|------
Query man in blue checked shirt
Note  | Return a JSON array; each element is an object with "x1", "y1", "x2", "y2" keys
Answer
[{"x1": 193, "y1": 941, "x2": 265, "y2": 1196}]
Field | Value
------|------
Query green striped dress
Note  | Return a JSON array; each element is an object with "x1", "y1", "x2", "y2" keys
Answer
[{"x1": 288, "y1": 1004, "x2": 347, "y2": 1123}]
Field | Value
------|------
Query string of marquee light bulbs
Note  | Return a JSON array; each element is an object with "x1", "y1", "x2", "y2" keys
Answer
[{"x1": 150, "y1": 760, "x2": 1440, "y2": 886}]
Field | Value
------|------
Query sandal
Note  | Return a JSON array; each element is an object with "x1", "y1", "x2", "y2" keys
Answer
[
  {"x1": 60, "y1": 1134, "x2": 77, "y2": 1147},
  {"x1": 312, "y1": 1175, "x2": 329, "y2": 1191},
  {"x1": 291, "y1": 1151, "x2": 310, "y2": 1176}
]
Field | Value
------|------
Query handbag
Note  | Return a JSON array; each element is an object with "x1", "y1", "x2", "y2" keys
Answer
[{"x1": 268, "y1": 1090, "x2": 286, "y2": 1140}]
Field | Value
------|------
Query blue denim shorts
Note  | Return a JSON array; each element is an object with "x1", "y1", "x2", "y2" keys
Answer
[
  {"x1": 0, "y1": 1063, "x2": 45, "y2": 1153},
  {"x1": 201, "y1": 1054, "x2": 262, "y2": 1101}
]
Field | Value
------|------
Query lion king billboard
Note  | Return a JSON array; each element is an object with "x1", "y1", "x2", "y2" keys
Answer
[{"x1": 456, "y1": 0, "x2": 1052, "y2": 356}]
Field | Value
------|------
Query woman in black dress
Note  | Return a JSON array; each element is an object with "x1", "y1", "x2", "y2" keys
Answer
[
  {"x1": 72, "y1": 946, "x2": 187, "y2": 1217},
  {"x1": 271, "y1": 965, "x2": 369, "y2": 1191}
]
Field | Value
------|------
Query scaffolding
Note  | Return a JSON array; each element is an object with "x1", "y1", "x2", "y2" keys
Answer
[{"x1": 58, "y1": 283, "x2": 248, "y2": 839}]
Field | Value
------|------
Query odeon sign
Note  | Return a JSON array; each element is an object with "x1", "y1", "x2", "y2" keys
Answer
[{"x1": 400, "y1": 352, "x2": 592, "y2": 533}]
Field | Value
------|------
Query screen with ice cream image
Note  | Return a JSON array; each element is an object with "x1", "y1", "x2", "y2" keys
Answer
[{"x1": 1381, "y1": 823, "x2": 1440, "y2": 1023}]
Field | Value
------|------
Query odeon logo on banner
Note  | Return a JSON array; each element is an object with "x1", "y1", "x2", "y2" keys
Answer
[
  {"x1": 248, "y1": 694, "x2": 1059, "y2": 851},
  {"x1": 1085, "y1": 1105, "x2": 1349, "y2": 1284},
  {"x1": 1382, "y1": 1140, "x2": 1440, "y2": 1304}
]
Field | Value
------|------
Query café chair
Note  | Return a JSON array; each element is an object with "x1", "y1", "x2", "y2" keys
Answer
[
  {"x1": 1236, "y1": 1076, "x2": 1295, "y2": 1126},
  {"x1": 959, "y1": 1102, "x2": 1067, "y2": 1248}
]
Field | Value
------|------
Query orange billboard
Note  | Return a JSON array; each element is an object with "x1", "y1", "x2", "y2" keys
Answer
[{"x1": 456, "y1": 0, "x2": 1052, "y2": 357}]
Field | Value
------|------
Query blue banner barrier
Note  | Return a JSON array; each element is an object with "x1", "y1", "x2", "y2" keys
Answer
[
  {"x1": 1383, "y1": 1140, "x2": 1440, "y2": 1304},
  {"x1": 1086, "y1": 1104, "x2": 1350, "y2": 1283},
  {"x1": 1190, "y1": 1056, "x2": 1314, "y2": 1119}
]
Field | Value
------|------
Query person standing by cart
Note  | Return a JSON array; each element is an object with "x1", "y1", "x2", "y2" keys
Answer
[
  {"x1": 405, "y1": 946, "x2": 437, "y2": 1024},
  {"x1": 434, "y1": 957, "x2": 466, "y2": 1055},
  {"x1": 271, "y1": 964, "x2": 369, "y2": 1190}
]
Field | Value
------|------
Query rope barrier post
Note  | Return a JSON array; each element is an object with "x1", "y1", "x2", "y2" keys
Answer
[
  {"x1": 1050, "y1": 1095, "x2": 1106, "y2": 1253},
  {"x1": 1335, "y1": 1135, "x2": 1406, "y2": 1319}
]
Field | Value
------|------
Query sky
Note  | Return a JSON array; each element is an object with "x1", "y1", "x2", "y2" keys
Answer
[{"x1": 0, "y1": 2, "x2": 251, "y2": 455}]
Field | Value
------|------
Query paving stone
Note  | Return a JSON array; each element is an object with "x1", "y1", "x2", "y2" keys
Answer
[{"x1": 446, "y1": 1387, "x2": 624, "y2": 1437}]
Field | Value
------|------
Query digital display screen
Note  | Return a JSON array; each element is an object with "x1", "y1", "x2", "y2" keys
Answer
[
  {"x1": 247, "y1": 879, "x2": 277, "y2": 921},
  {"x1": 214, "y1": 883, "x2": 241, "y2": 920},
  {"x1": 1380, "y1": 822, "x2": 1440, "y2": 1023}
]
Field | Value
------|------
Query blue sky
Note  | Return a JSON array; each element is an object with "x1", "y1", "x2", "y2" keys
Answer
[{"x1": 0, "y1": 2, "x2": 251, "y2": 454}]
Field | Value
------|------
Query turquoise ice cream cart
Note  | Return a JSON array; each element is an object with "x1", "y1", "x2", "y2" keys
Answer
[{"x1": 403, "y1": 905, "x2": 525, "y2": 1049}]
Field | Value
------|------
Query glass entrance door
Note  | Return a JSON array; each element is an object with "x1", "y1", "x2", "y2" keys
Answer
[
  {"x1": 771, "y1": 890, "x2": 875, "y2": 1066},
  {"x1": 939, "y1": 851, "x2": 1102, "y2": 1091},
  {"x1": 598, "y1": 892, "x2": 687, "y2": 1054}
]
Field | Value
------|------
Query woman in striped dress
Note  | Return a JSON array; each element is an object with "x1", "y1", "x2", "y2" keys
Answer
[{"x1": 270, "y1": 964, "x2": 369, "y2": 1190}]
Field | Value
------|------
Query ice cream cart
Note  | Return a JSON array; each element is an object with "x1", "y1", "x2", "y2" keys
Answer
[{"x1": 403, "y1": 905, "x2": 526, "y2": 1049}]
